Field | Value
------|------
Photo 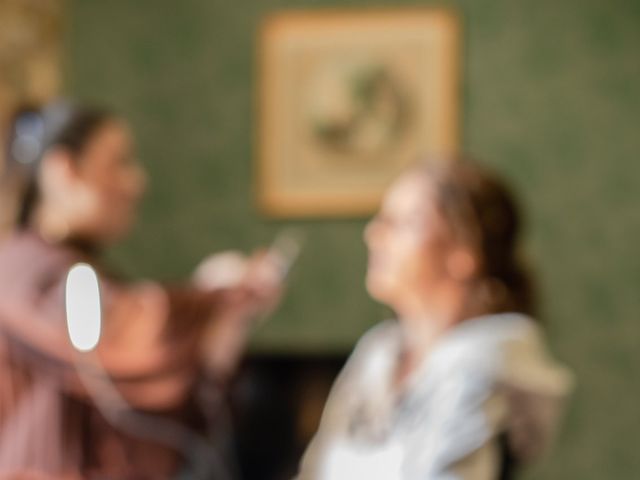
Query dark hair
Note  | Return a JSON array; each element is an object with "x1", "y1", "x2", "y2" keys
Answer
[
  {"x1": 4, "y1": 100, "x2": 115, "y2": 228},
  {"x1": 414, "y1": 157, "x2": 537, "y2": 318}
]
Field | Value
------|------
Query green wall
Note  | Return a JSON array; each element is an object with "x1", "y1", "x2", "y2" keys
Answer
[{"x1": 68, "y1": 0, "x2": 640, "y2": 478}]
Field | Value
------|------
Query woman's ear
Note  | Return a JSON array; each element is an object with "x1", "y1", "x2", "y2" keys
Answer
[
  {"x1": 445, "y1": 247, "x2": 478, "y2": 282},
  {"x1": 38, "y1": 147, "x2": 76, "y2": 195}
]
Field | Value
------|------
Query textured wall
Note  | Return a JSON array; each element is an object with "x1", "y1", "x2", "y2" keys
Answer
[{"x1": 67, "y1": 0, "x2": 640, "y2": 478}]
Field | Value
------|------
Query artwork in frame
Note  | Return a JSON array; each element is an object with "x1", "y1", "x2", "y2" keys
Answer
[{"x1": 257, "y1": 8, "x2": 460, "y2": 218}]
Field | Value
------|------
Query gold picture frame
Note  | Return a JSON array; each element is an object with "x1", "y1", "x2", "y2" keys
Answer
[{"x1": 257, "y1": 8, "x2": 460, "y2": 218}]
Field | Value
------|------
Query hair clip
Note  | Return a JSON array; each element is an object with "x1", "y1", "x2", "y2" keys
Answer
[{"x1": 11, "y1": 111, "x2": 45, "y2": 165}]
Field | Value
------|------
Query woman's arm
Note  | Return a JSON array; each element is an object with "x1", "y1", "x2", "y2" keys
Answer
[{"x1": 0, "y1": 253, "x2": 281, "y2": 409}]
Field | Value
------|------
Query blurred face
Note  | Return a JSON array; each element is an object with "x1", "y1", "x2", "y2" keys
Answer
[
  {"x1": 66, "y1": 120, "x2": 146, "y2": 243},
  {"x1": 364, "y1": 173, "x2": 453, "y2": 312}
]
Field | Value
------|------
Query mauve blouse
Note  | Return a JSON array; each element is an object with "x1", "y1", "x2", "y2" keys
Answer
[{"x1": 0, "y1": 231, "x2": 228, "y2": 479}]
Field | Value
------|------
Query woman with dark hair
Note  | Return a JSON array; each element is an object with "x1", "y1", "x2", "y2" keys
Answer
[
  {"x1": 0, "y1": 101, "x2": 282, "y2": 479},
  {"x1": 297, "y1": 159, "x2": 572, "y2": 480}
]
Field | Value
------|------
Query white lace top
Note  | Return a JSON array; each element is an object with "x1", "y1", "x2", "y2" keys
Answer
[{"x1": 296, "y1": 313, "x2": 573, "y2": 480}]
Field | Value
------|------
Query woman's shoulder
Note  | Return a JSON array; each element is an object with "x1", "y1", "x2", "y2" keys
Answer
[
  {"x1": 431, "y1": 313, "x2": 572, "y2": 397},
  {"x1": 337, "y1": 320, "x2": 401, "y2": 384},
  {"x1": 0, "y1": 230, "x2": 80, "y2": 293},
  {"x1": 0, "y1": 230, "x2": 69, "y2": 259},
  {"x1": 438, "y1": 313, "x2": 539, "y2": 355},
  {"x1": 421, "y1": 314, "x2": 540, "y2": 382},
  {"x1": 351, "y1": 320, "x2": 401, "y2": 359}
]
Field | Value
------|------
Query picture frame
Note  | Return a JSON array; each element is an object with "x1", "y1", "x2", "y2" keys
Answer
[{"x1": 257, "y1": 8, "x2": 460, "y2": 217}]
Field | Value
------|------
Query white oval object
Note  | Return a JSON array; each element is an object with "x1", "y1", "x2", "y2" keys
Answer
[{"x1": 65, "y1": 263, "x2": 102, "y2": 352}]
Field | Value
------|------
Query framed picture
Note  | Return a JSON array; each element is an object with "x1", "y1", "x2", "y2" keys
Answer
[{"x1": 257, "y1": 8, "x2": 460, "y2": 218}]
